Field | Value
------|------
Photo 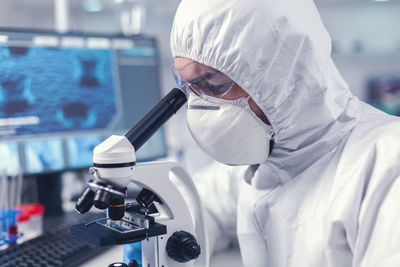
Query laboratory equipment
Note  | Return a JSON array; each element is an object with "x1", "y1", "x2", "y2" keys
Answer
[
  {"x1": 15, "y1": 203, "x2": 44, "y2": 243},
  {"x1": 72, "y1": 89, "x2": 209, "y2": 267},
  {"x1": 0, "y1": 170, "x2": 23, "y2": 247}
]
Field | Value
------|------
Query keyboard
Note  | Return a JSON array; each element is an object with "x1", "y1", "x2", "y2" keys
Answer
[{"x1": 0, "y1": 212, "x2": 110, "y2": 267}]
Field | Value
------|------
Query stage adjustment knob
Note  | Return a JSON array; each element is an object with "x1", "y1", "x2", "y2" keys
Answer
[{"x1": 166, "y1": 231, "x2": 201, "y2": 263}]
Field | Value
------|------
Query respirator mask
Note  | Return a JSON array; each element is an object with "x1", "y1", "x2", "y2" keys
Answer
[
  {"x1": 173, "y1": 62, "x2": 273, "y2": 165},
  {"x1": 187, "y1": 93, "x2": 273, "y2": 165}
]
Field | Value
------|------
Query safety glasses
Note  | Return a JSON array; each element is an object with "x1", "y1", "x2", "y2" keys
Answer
[{"x1": 172, "y1": 66, "x2": 235, "y2": 99}]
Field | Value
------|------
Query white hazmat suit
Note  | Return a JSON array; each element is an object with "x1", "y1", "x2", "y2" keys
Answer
[{"x1": 171, "y1": 0, "x2": 400, "y2": 266}]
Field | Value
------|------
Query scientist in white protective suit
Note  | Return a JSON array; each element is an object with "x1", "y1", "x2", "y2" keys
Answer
[{"x1": 170, "y1": 0, "x2": 400, "y2": 266}]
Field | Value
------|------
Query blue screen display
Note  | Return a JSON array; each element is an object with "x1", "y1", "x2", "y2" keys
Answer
[
  {"x1": 0, "y1": 142, "x2": 20, "y2": 175},
  {"x1": 24, "y1": 138, "x2": 64, "y2": 173},
  {"x1": 66, "y1": 135, "x2": 102, "y2": 168},
  {"x1": 0, "y1": 45, "x2": 118, "y2": 139}
]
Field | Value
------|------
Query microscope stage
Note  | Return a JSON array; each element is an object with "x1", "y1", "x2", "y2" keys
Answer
[{"x1": 71, "y1": 218, "x2": 167, "y2": 246}]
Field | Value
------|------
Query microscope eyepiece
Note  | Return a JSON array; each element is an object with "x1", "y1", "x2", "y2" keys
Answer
[
  {"x1": 125, "y1": 88, "x2": 187, "y2": 150},
  {"x1": 75, "y1": 187, "x2": 95, "y2": 214}
]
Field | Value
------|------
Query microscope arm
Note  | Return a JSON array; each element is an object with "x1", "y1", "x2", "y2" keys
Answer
[
  {"x1": 129, "y1": 161, "x2": 209, "y2": 267},
  {"x1": 72, "y1": 88, "x2": 210, "y2": 266}
]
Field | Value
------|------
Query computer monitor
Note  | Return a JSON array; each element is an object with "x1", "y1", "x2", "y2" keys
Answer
[
  {"x1": 0, "y1": 29, "x2": 167, "y2": 176},
  {"x1": 0, "y1": 45, "x2": 118, "y2": 137},
  {"x1": 24, "y1": 138, "x2": 64, "y2": 174},
  {"x1": 0, "y1": 141, "x2": 19, "y2": 175},
  {"x1": 66, "y1": 135, "x2": 102, "y2": 169}
]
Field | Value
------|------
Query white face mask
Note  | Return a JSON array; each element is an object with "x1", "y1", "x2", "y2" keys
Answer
[{"x1": 187, "y1": 93, "x2": 274, "y2": 165}]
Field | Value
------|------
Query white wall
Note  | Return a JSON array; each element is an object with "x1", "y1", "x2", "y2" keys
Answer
[{"x1": 318, "y1": 1, "x2": 400, "y2": 99}]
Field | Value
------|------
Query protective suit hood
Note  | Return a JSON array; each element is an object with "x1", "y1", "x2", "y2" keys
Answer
[{"x1": 171, "y1": 0, "x2": 360, "y2": 186}]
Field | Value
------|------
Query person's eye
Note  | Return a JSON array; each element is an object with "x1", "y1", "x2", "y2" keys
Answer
[
  {"x1": 192, "y1": 79, "x2": 208, "y2": 88},
  {"x1": 204, "y1": 72, "x2": 217, "y2": 80},
  {"x1": 211, "y1": 83, "x2": 232, "y2": 94}
]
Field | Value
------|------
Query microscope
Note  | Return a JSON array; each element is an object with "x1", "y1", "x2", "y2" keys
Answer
[{"x1": 71, "y1": 89, "x2": 209, "y2": 267}]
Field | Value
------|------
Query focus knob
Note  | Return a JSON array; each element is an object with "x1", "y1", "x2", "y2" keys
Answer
[{"x1": 166, "y1": 231, "x2": 201, "y2": 263}]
